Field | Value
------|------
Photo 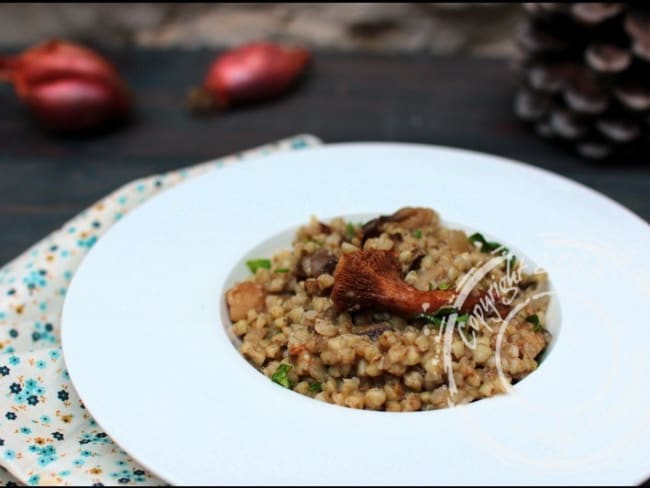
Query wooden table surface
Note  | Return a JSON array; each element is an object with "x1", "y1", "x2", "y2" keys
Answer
[
  {"x1": 1, "y1": 49, "x2": 649, "y2": 485},
  {"x1": 1, "y1": 49, "x2": 648, "y2": 265}
]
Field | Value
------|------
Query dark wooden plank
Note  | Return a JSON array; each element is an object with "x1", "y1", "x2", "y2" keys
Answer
[
  {"x1": 1, "y1": 48, "x2": 649, "y2": 486},
  {"x1": 0, "y1": 50, "x2": 648, "y2": 266}
]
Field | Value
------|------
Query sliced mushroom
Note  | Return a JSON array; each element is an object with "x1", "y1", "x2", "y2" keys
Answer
[
  {"x1": 297, "y1": 248, "x2": 338, "y2": 279},
  {"x1": 318, "y1": 221, "x2": 332, "y2": 235},
  {"x1": 226, "y1": 281, "x2": 266, "y2": 322},
  {"x1": 304, "y1": 278, "x2": 322, "y2": 296},
  {"x1": 354, "y1": 323, "x2": 392, "y2": 341},
  {"x1": 407, "y1": 252, "x2": 426, "y2": 272},
  {"x1": 361, "y1": 207, "x2": 436, "y2": 243},
  {"x1": 390, "y1": 207, "x2": 436, "y2": 230}
]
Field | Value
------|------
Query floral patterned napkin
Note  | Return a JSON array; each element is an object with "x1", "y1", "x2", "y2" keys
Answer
[{"x1": 0, "y1": 134, "x2": 322, "y2": 486}]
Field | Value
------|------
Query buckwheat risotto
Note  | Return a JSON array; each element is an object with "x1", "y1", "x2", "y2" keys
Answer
[{"x1": 226, "y1": 207, "x2": 551, "y2": 412}]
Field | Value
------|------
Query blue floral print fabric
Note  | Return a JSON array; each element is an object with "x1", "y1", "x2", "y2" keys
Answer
[{"x1": 0, "y1": 135, "x2": 321, "y2": 486}]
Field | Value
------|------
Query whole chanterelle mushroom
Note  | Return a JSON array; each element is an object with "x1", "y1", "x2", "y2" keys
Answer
[{"x1": 330, "y1": 249, "x2": 509, "y2": 318}]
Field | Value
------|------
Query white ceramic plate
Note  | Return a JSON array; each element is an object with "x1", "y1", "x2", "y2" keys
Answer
[{"x1": 61, "y1": 143, "x2": 650, "y2": 486}]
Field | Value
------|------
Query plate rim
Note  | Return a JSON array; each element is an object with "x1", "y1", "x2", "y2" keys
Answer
[{"x1": 61, "y1": 141, "x2": 650, "y2": 485}]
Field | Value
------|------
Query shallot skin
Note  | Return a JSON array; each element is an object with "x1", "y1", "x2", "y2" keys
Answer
[
  {"x1": 0, "y1": 40, "x2": 131, "y2": 133},
  {"x1": 192, "y1": 41, "x2": 311, "y2": 111}
]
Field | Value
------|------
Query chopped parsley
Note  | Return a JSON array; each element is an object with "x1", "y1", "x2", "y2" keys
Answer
[
  {"x1": 526, "y1": 314, "x2": 540, "y2": 325},
  {"x1": 526, "y1": 314, "x2": 543, "y2": 333},
  {"x1": 246, "y1": 258, "x2": 271, "y2": 273},
  {"x1": 274, "y1": 268, "x2": 290, "y2": 273},
  {"x1": 438, "y1": 282, "x2": 451, "y2": 290},
  {"x1": 345, "y1": 222, "x2": 358, "y2": 237},
  {"x1": 413, "y1": 229, "x2": 423, "y2": 239},
  {"x1": 271, "y1": 364, "x2": 293, "y2": 388},
  {"x1": 434, "y1": 306, "x2": 458, "y2": 316},
  {"x1": 469, "y1": 232, "x2": 503, "y2": 252},
  {"x1": 414, "y1": 307, "x2": 459, "y2": 327},
  {"x1": 308, "y1": 381, "x2": 322, "y2": 393},
  {"x1": 469, "y1": 232, "x2": 517, "y2": 268},
  {"x1": 416, "y1": 315, "x2": 444, "y2": 327},
  {"x1": 457, "y1": 313, "x2": 469, "y2": 323}
]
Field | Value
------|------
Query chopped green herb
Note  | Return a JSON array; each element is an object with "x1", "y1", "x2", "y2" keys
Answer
[
  {"x1": 434, "y1": 306, "x2": 458, "y2": 316},
  {"x1": 438, "y1": 282, "x2": 451, "y2": 290},
  {"x1": 457, "y1": 313, "x2": 469, "y2": 323},
  {"x1": 469, "y1": 232, "x2": 518, "y2": 267},
  {"x1": 413, "y1": 229, "x2": 423, "y2": 239},
  {"x1": 345, "y1": 222, "x2": 358, "y2": 237},
  {"x1": 275, "y1": 268, "x2": 290, "y2": 273},
  {"x1": 428, "y1": 282, "x2": 435, "y2": 291},
  {"x1": 271, "y1": 364, "x2": 293, "y2": 388},
  {"x1": 413, "y1": 307, "x2": 460, "y2": 327},
  {"x1": 308, "y1": 381, "x2": 322, "y2": 393},
  {"x1": 309, "y1": 238, "x2": 325, "y2": 246},
  {"x1": 468, "y1": 232, "x2": 502, "y2": 252},
  {"x1": 246, "y1": 259, "x2": 271, "y2": 273},
  {"x1": 525, "y1": 314, "x2": 540, "y2": 325},
  {"x1": 526, "y1": 314, "x2": 543, "y2": 333},
  {"x1": 414, "y1": 314, "x2": 443, "y2": 327}
]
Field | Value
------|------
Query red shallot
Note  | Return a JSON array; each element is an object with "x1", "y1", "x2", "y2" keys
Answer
[
  {"x1": 188, "y1": 41, "x2": 311, "y2": 112},
  {"x1": 0, "y1": 40, "x2": 132, "y2": 133}
]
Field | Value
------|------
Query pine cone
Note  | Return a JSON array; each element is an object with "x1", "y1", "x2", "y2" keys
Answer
[{"x1": 514, "y1": 3, "x2": 650, "y2": 160}]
